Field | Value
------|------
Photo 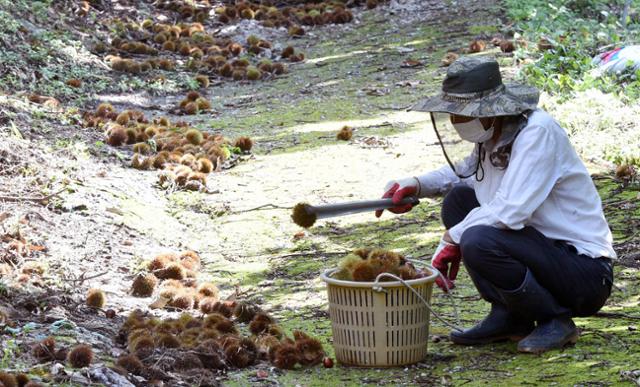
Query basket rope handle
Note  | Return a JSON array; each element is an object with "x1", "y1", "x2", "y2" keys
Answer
[{"x1": 372, "y1": 270, "x2": 463, "y2": 332}]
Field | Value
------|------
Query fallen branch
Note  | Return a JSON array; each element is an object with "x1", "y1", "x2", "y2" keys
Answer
[
  {"x1": 232, "y1": 203, "x2": 292, "y2": 213},
  {"x1": 75, "y1": 270, "x2": 110, "y2": 284},
  {"x1": 595, "y1": 311, "x2": 640, "y2": 320},
  {"x1": 0, "y1": 188, "x2": 66, "y2": 205},
  {"x1": 621, "y1": 252, "x2": 640, "y2": 261},
  {"x1": 375, "y1": 105, "x2": 412, "y2": 111},
  {"x1": 579, "y1": 327, "x2": 629, "y2": 349},
  {"x1": 267, "y1": 251, "x2": 349, "y2": 260},
  {"x1": 356, "y1": 122, "x2": 394, "y2": 129},
  {"x1": 603, "y1": 198, "x2": 635, "y2": 208},
  {"x1": 52, "y1": 270, "x2": 111, "y2": 287},
  {"x1": 23, "y1": 211, "x2": 52, "y2": 223},
  {"x1": 591, "y1": 174, "x2": 614, "y2": 181},
  {"x1": 471, "y1": 368, "x2": 512, "y2": 375}
]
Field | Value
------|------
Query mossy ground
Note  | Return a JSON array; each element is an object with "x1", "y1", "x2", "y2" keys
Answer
[
  {"x1": 1, "y1": 0, "x2": 639, "y2": 385},
  {"x1": 227, "y1": 180, "x2": 640, "y2": 386}
]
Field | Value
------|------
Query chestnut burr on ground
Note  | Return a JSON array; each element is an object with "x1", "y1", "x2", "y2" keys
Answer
[
  {"x1": 291, "y1": 197, "x2": 420, "y2": 228},
  {"x1": 291, "y1": 203, "x2": 317, "y2": 228}
]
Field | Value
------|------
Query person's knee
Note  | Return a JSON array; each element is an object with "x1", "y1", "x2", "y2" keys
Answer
[
  {"x1": 459, "y1": 225, "x2": 501, "y2": 270},
  {"x1": 442, "y1": 186, "x2": 474, "y2": 212},
  {"x1": 441, "y1": 185, "x2": 476, "y2": 228}
]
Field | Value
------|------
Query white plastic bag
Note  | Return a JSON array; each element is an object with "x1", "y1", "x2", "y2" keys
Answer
[{"x1": 591, "y1": 45, "x2": 640, "y2": 76}]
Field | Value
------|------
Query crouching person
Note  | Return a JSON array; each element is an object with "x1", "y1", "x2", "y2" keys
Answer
[{"x1": 376, "y1": 57, "x2": 615, "y2": 354}]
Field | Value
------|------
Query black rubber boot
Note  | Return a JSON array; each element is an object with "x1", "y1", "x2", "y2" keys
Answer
[
  {"x1": 450, "y1": 303, "x2": 535, "y2": 345},
  {"x1": 498, "y1": 270, "x2": 579, "y2": 354},
  {"x1": 450, "y1": 266, "x2": 534, "y2": 345},
  {"x1": 517, "y1": 317, "x2": 579, "y2": 354}
]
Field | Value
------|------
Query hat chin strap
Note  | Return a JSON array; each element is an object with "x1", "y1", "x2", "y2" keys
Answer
[{"x1": 429, "y1": 113, "x2": 485, "y2": 182}]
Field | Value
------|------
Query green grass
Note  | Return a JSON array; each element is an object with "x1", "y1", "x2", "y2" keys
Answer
[{"x1": 505, "y1": 0, "x2": 640, "y2": 99}]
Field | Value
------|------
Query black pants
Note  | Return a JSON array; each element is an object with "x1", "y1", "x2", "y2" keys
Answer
[{"x1": 442, "y1": 185, "x2": 613, "y2": 317}]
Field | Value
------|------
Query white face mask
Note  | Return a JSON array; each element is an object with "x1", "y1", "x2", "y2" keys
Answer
[{"x1": 452, "y1": 118, "x2": 495, "y2": 143}]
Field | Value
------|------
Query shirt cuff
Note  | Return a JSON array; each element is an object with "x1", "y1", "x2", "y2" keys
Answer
[{"x1": 448, "y1": 223, "x2": 465, "y2": 244}]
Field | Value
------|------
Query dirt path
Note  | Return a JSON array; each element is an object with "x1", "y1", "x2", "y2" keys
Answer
[
  {"x1": 1, "y1": 0, "x2": 639, "y2": 386},
  {"x1": 67, "y1": 0, "x2": 499, "y2": 314}
]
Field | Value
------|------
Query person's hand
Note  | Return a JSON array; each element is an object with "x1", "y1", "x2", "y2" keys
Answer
[
  {"x1": 432, "y1": 236, "x2": 461, "y2": 292},
  {"x1": 375, "y1": 177, "x2": 420, "y2": 218}
]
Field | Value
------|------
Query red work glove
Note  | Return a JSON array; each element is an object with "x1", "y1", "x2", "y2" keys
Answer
[
  {"x1": 374, "y1": 177, "x2": 420, "y2": 218},
  {"x1": 431, "y1": 239, "x2": 461, "y2": 292}
]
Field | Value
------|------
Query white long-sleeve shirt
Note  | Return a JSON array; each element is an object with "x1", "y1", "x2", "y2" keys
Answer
[{"x1": 417, "y1": 109, "x2": 616, "y2": 259}]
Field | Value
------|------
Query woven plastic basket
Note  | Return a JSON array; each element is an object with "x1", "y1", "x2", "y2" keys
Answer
[{"x1": 320, "y1": 265, "x2": 438, "y2": 367}]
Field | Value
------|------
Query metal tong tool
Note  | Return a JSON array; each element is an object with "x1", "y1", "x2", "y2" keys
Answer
[{"x1": 304, "y1": 196, "x2": 419, "y2": 219}]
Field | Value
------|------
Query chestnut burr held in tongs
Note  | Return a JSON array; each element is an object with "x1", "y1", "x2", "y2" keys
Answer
[{"x1": 291, "y1": 197, "x2": 420, "y2": 228}]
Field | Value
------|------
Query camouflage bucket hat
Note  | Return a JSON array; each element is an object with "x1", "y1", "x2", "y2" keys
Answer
[{"x1": 411, "y1": 56, "x2": 539, "y2": 117}]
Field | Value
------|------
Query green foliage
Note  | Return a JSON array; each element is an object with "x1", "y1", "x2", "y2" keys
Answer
[
  {"x1": 0, "y1": 339, "x2": 19, "y2": 369},
  {"x1": 0, "y1": 3, "x2": 88, "y2": 99},
  {"x1": 468, "y1": 24, "x2": 498, "y2": 35},
  {"x1": 0, "y1": 9, "x2": 20, "y2": 33},
  {"x1": 505, "y1": 0, "x2": 640, "y2": 99},
  {"x1": 604, "y1": 140, "x2": 640, "y2": 167},
  {"x1": 506, "y1": 0, "x2": 640, "y2": 167},
  {"x1": 224, "y1": 144, "x2": 242, "y2": 155},
  {"x1": 579, "y1": 66, "x2": 640, "y2": 101},
  {"x1": 183, "y1": 76, "x2": 200, "y2": 91}
]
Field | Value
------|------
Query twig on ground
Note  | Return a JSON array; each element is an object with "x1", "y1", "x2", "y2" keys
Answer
[
  {"x1": 0, "y1": 187, "x2": 66, "y2": 205},
  {"x1": 621, "y1": 252, "x2": 640, "y2": 261},
  {"x1": 451, "y1": 294, "x2": 482, "y2": 301},
  {"x1": 375, "y1": 105, "x2": 412, "y2": 111},
  {"x1": 232, "y1": 203, "x2": 293, "y2": 213},
  {"x1": 595, "y1": 311, "x2": 640, "y2": 320},
  {"x1": 23, "y1": 211, "x2": 51, "y2": 223},
  {"x1": 603, "y1": 198, "x2": 635, "y2": 208},
  {"x1": 357, "y1": 122, "x2": 394, "y2": 129},
  {"x1": 620, "y1": 370, "x2": 640, "y2": 387},
  {"x1": 591, "y1": 174, "x2": 614, "y2": 181},
  {"x1": 267, "y1": 251, "x2": 349, "y2": 260},
  {"x1": 56, "y1": 270, "x2": 110, "y2": 287},
  {"x1": 472, "y1": 368, "x2": 512, "y2": 374},
  {"x1": 580, "y1": 327, "x2": 629, "y2": 349}
]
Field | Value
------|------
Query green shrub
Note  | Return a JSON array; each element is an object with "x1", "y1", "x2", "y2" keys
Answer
[{"x1": 505, "y1": 0, "x2": 640, "y2": 99}]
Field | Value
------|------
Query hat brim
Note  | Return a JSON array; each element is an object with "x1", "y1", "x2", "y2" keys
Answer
[{"x1": 410, "y1": 84, "x2": 540, "y2": 117}]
